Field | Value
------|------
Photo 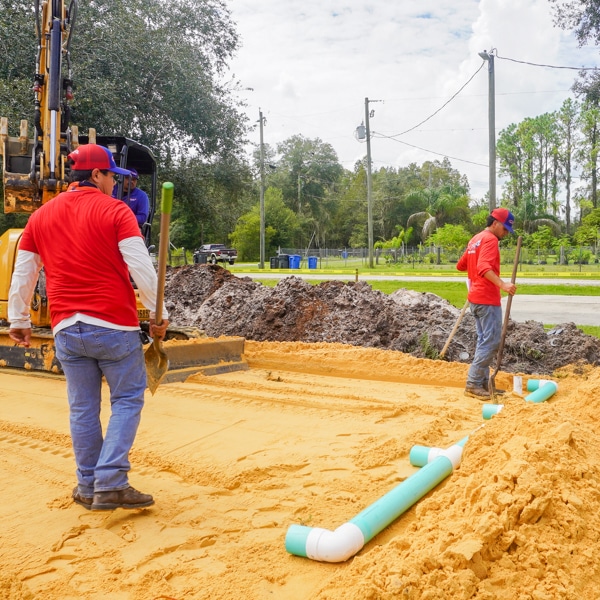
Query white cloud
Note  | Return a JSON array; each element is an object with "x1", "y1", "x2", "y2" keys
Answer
[{"x1": 226, "y1": 0, "x2": 599, "y2": 201}]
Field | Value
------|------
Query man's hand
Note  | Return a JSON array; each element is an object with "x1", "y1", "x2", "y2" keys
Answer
[
  {"x1": 9, "y1": 327, "x2": 32, "y2": 347},
  {"x1": 500, "y1": 281, "x2": 517, "y2": 296},
  {"x1": 149, "y1": 319, "x2": 169, "y2": 341},
  {"x1": 484, "y1": 270, "x2": 517, "y2": 296}
]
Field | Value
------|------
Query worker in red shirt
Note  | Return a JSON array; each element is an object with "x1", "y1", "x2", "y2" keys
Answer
[
  {"x1": 456, "y1": 208, "x2": 517, "y2": 399},
  {"x1": 8, "y1": 144, "x2": 168, "y2": 511}
]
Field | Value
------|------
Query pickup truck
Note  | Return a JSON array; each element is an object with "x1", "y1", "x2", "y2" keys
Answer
[{"x1": 193, "y1": 244, "x2": 238, "y2": 265}]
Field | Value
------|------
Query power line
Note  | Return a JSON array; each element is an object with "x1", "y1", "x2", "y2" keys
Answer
[
  {"x1": 495, "y1": 51, "x2": 600, "y2": 71},
  {"x1": 385, "y1": 63, "x2": 486, "y2": 138},
  {"x1": 371, "y1": 133, "x2": 488, "y2": 168}
]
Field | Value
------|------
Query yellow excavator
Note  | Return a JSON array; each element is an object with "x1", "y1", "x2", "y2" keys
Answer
[{"x1": 0, "y1": 0, "x2": 246, "y2": 379}]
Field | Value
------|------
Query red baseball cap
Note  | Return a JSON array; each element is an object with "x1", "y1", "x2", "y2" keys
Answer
[
  {"x1": 490, "y1": 207, "x2": 515, "y2": 233},
  {"x1": 68, "y1": 144, "x2": 132, "y2": 176}
]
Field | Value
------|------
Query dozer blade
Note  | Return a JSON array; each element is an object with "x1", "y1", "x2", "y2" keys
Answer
[
  {"x1": 0, "y1": 327, "x2": 62, "y2": 374},
  {"x1": 0, "y1": 328, "x2": 247, "y2": 382},
  {"x1": 160, "y1": 336, "x2": 248, "y2": 383}
]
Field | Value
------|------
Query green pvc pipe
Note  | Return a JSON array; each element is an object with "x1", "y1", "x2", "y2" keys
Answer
[
  {"x1": 482, "y1": 404, "x2": 504, "y2": 420},
  {"x1": 525, "y1": 380, "x2": 557, "y2": 403},
  {"x1": 285, "y1": 451, "x2": 459, "y2": 562},
  {"x1": 526, "y1": 378, "x2": 553, "y2": 392},
  {"x1": 349, "y1": 454, "x2": 454, "y2": 541}
]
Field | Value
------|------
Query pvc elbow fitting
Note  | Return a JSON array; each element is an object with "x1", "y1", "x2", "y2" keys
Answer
[{"x1": 285, "y1": 522, "x2": 365, "y2": 563}]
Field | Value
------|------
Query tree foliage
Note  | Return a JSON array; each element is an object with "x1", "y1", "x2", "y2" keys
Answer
[
  {"x1": 229, "y1": 187, "x2": 299, "y2": 260},
  {"x1": 0, "y1": 0, "x2": 248, "y2": 161}
]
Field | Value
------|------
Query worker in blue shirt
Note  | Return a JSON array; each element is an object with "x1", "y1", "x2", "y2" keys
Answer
[{"x1": 113, "y1": 168, "x2": 149, "y2": 229}]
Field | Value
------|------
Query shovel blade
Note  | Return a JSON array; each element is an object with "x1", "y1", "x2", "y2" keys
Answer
[{"x1": 145, "y1": 339, "x2": 169, "y2": 395}]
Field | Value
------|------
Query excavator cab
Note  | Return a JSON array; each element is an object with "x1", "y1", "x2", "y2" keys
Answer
[{"x1": 80, "y1": 135, "x2": 158, "y2": 247}]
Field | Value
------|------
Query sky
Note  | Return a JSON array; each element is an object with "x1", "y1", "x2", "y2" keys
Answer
[{"x1": 223, "y1": 0, "x2": 600, "y2": 203}]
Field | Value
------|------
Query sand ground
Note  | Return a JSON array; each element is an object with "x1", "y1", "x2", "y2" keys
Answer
[{"x1": 1, "y1": 341, "x2": 599, "y2": 600}]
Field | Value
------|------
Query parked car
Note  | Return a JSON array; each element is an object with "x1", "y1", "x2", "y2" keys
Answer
[{"x1": 193, "y1": 244, "x2": 238, "y2": 265}]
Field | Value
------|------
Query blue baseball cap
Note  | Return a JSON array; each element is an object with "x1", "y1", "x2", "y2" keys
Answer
[{"x1": 68, "y1": 144, "x2": 132, "y2": 176}]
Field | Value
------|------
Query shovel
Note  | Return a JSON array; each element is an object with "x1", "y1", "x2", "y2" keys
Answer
[
  {"x1": 489, "y1": 235, "x2": 522, "y2": 402},
  {"x1": 439, "y1": 299, "x2": 469, "y2": 359},
  {"x1": 145, "y1": 182, "x2": 174, "y2": 395}
]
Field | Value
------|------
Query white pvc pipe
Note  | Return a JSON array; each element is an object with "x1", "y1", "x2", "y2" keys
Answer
[{"x1": 303, "y1": 522, "x2": 365, "y2": 563}]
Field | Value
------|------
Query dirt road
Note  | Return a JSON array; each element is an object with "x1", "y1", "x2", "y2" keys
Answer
[{"x1": 2, "y1": 341, "x2": 600, "y2": 599}]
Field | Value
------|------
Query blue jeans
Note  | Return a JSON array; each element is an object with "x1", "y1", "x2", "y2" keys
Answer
[
  {"x1": 54, "y1": 323, "x2": 146, "y2": 496},
  {"x1": 467, "y1": 303, "x2": 502, "y2": 388}
]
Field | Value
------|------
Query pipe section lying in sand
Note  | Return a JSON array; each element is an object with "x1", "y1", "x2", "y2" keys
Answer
[
  {"x1": 285, "y1": 446, "x2": 464, "y2": 563},
  {"x1": 526, "y1": 378, "x2": 553, "y2": 392},
  {"x1": 525, "y1": 380, "x2": 558, "y2": 403}
]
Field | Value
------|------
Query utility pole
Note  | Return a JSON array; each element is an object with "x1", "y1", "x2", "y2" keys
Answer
[
  {"x1": 355, "y1": 98, "x2": 381, "y2": 268},
  {"x1": 479, "y1": 50, "x2": 496, "y2": 212},
  {"x1": 364, "y1": 97, "x2": 374, "y2": 268},
  {"x1": 258, "y1": 108, "x2": 266, "y2": 269}
]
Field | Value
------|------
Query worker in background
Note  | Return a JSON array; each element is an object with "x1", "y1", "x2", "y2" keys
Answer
[
  {"x1": 113, "y1": 168, "x2": 149, "y2": 229},
  {"x1": 8, "y1": 144, "x2": 168, "y2": 511},
  {"x1": 456, "y1": 208, "x2": 517, "y2": 400}
]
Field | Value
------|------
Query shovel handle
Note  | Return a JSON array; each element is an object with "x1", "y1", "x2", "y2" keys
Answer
[
  {"x1": 440, "y1": 299, "x2": 469, "y2": 359},
  {"x1": 155, "y1": 182, "x2": 174, "y2": 325},
  {"x1": 491, "y1": 236, "x2": 522, "y2": 379}
]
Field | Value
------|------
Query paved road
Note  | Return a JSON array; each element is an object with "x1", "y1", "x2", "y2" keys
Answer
[
  {"x1": 501, "y1": 295, "x2": 600, "y2": 326},
  {"x1": 235, "y1": 271, "x2": 600, "y2": 326}
]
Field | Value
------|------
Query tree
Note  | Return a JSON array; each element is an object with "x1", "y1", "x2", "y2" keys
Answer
[
  {"x1": 550, "y1": 0, "x2": 600, "y2": 46},
  {"x1": 229, "y1": 187, "x2": 300, "y2": 260},
  {"x1": 0, "y1": 0, "x2": 248, "y2": 161},
  {"x1": 428, "y1": 224, "x2": 472, "y2": 254},
  {"x1": 575, "y1": 83, "x2": 600, "y2": 208},
  {"x1": 555, "y1": 98, "x2": 580, "y2": 232},
  {"x1": 163, "y1": 154, "x2": 253, "y2": 251},
  {"x1": 573, "y1": 207, "x2": 600, "y2": 245},
  {"x1": 405, "y1": 173, "x2": 471, "y2": 243},
  {"x1": 265, "y1": 135, "x2": 344, "y2": 248}
]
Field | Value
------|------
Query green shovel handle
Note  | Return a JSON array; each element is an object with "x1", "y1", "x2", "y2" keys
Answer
[{"x1": 161, "y1": 182, "x2": 174, "y2": 215}]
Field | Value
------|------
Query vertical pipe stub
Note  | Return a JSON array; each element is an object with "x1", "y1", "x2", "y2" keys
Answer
[{"x1": 483, "y1": 404, "x2": 504, "y2": 420}]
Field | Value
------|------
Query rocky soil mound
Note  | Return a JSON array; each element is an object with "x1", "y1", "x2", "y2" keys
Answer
[{"x1": 164, "y1": 264, "x2": 600, "y2": 375}]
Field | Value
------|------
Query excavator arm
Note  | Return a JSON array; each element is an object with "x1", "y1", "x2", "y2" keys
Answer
[{"x1": 1, "y1": 0, "x2": 78, "y2": 213}]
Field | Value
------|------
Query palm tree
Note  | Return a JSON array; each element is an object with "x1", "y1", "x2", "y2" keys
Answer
[{"x1": 405, "y1": 183, "x2": 471, "y2": 243}]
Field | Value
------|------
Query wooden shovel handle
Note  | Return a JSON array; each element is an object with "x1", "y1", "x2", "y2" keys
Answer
[
  {"x1": 491, "y1": 235, "x2": 522, "y2": 378},
  {"x1": 154, "y1": 182, "x2": 174, "y2": 325}
]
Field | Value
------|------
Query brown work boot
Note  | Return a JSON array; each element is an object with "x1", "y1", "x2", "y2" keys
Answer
[
  {"x1": 91, "y1": 486, "x2": 154, "y2": 511},
  {"x1": 482, "y1": 380, "x2": 506, "y2": 395},
  {"x1": 72, "y1": 486, "x2": 93, "y2": 510},
  {"x1": 464, "y1": 386, "x2": 490, "y2": 400}
]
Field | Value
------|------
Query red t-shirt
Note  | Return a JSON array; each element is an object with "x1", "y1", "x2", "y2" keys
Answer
[
  {"x1": 18, "y1": 184, "x2": 143, "y2": 328},
  {"x1": 456, "y1": 229, "x2": 501, "y2": 306}
]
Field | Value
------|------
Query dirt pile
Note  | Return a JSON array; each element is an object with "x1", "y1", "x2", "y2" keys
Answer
[{"x1": 165, "y1": 264, "x2": 600, "y2": 375}]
